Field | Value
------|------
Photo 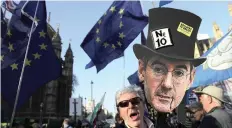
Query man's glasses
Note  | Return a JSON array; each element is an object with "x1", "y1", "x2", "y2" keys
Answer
[
  {"x1": 117, "y1": 97, "x2": 141, "y2": 108},
  {"x1": 148, "y1": 64, "x2": 190, "y2": 82}
]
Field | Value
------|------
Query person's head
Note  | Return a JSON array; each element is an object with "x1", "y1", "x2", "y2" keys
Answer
[
  {"x1": 195, "y1": 85, "x2": 225, "y2": 113},
  {"x1": 133, "y1": 8, "x2": 205, "y2": 113},
  {"x1": 188, "y1": 102, "x2": 204, "y2": 121},
  {"x1": 63, "y1": 118, "x2": 70, "y2": 128},
  {"x1": 115, "y1": 85, "x2": 145, "y2": 128}
]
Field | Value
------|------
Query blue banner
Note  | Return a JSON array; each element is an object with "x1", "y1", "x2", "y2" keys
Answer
[{"x1": 192, "y1": 30, "x2": 232, "y2": 88}]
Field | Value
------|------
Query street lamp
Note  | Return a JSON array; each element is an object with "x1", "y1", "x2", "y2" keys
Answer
[{"x1": 39, "y1": 102, "x2": 44, "y2": 128}]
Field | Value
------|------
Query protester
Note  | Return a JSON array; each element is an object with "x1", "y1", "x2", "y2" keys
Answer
[
  {"x1": 62, "y1": 118, "x2": 73, "y2": 128},
  {"x1": 133, "y1": 7, "x2": 206, "y2": 127},
  {"x1": 115, "y1": 85, "x2": 154, "y2": 128},
  {"x1": 185, "y1": 102, "x2": 204, "y2": 128},
  {"x1": 195, "y1": 85, "x2": 232, "y2": 128}
]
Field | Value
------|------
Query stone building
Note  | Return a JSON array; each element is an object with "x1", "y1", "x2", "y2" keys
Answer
[{"x1": 7, "y1": 19, "x2": 75, "y2": 120}]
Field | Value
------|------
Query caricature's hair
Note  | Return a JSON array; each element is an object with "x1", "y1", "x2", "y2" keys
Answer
[{"x1": 115, "y1": 85, "x2": 145, "y2": 106}]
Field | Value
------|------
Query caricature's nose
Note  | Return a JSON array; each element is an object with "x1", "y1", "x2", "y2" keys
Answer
[{"x1": 162, "y1": 72, "x2": 174, "y2": 89}]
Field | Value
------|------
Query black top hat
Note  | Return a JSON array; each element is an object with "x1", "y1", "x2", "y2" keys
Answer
[{"x1": 133, "y1": 8, "x2": 206, "y2": 67}]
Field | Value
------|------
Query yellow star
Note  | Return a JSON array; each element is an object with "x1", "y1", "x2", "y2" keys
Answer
[
  {"x1": 39, "y1": 43, "x2": 47, "y2": 50},
  {"x1": 103, "y1": 42, "x2": 109, "y2": 48},
  {"x1": 112, "y1": 44, "x2": 116, "y2": 49},
  {"x1": 98, "y1": 20, "x2": 102, "y2": 25},
  {"x1": 110, "y1": 6, "x2": 116, "y2": 12},
  {"x1": 119, "y1": 32, "x2": 126, "y2": 39},
  {"x1": 25, "y1": 58, "x2": 31, "y2": 66},
  {"x1": 0, "y1": 55, "x2": 4, "y2": 61},
  {"x1": 8, "y1": 43, "x2": 14, "y2": 52},
  {"x1": 96, "y1": 28, "x2": 100, "y2": 34},
  {"x1": 11, "y1": 63, "x2": 18, "y2": 70},
  {"x1": 33, "y1": 53, "x2": 41, "y2": 59},
  {"x1": 7, "y1": 29, "x2": 12, "y2": 37},
  {"x1": 119, "y1": 21, "x2": 123, "y2": 29},
  {"x1": 96, "y1": 37, "x2": 101, "y2": 43},
  {"x1": 119, "y1": 9, "x2": 124, "y2": 15},
  {"x1": 39, "y1": 30, "x2": 46, "y2": 38},
  {"x1": 117, "y1": 41, "x2": 122, "y2": 47}
]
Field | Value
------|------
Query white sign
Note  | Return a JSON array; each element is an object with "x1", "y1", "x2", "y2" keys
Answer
[
  {"x1": 69, "y1": 98, "x2": 82, "y2": 116},
  {"x1": 151, "y1": 28, "x2": 173, "y2": 49}
]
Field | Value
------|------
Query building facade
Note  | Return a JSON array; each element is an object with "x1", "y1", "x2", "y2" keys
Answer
[{"x1": 9, "y1": 23, "x2": 75, "y2": 120}]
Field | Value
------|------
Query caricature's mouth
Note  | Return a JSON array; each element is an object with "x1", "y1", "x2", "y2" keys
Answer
[
  {"x1": 157, "y1": 94, "x2": 171, "y2": 99},
  {"x1": 130, "y1": 112, "x2": 139, "y2": 121}
]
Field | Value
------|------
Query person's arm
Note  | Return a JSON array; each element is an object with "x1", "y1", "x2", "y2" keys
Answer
[{"x1": 199, "y1": 115, "x2": 222, "y2": 128}]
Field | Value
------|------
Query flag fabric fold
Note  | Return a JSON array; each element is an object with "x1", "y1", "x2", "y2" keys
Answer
[
  {"x1": 1, "y1": 0, "x2": 18, "y2": 14},
  {"x1": 1, "y1": 1, "x2": 62, "y2": 108},
  {"x1": 1, "y1": 8, "x2": 7, "y2": 38},
  {"x1": 192, "y1": 30, "x2": 232, "y2": 88},
  {"x1": 81, "y1": 1, "x2": 148, "y2": 73}
]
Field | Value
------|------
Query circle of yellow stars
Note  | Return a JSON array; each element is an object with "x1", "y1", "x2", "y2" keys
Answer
[
  {"x1": 2, "y1": 22, "x2": 48, "y2": 71},
  {"x1": 95, "y1": 6, "x2": 126, "y2": 50}
]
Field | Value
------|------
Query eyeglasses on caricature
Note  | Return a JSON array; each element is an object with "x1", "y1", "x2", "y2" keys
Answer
[{"x1": 117, "y1": 97, "x2": 141, "y2": 108}]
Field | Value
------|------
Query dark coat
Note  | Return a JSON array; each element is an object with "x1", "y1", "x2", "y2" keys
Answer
[{"x1": 199, "y1": 107, "x2": 232, "y2": 128}]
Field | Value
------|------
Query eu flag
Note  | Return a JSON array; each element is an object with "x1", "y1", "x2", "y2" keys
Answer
[
  {"x1": 1, "y1": 8, "x2": 7, "y2": 38},
  {"x1": 1, "y1": 1, "x2": 62, "y2": 108},
  {"x1": 192, "y1": 30, "x2": 232, "y2": 88},
  {"x1": 81, "y1": 1, "x2": 148, "y2": 73},
  {"x1": 128, "y1": 31, "x2": 146, "y2": 85}
]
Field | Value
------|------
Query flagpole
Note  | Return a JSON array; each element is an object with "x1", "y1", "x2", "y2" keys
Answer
[{"x1": 9, "y1": 1, "x2": 40, "y2": 128}]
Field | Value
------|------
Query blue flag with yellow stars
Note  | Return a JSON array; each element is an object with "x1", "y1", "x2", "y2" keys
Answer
[
  {"x1": 192, "y1": 30, "x2": 232, "y2": 88},
  {"x1": 81, "y1": 1, "x2": 148, "y2": 73},
  {"x1": 1, "y1": 8, "x2": 7, "y2": 38},
  {"x1": 1, "y1": 1, "x2": 62, "y2": 108},
  {"x1": 128, "y1": 31, "x2": 146, "y2": 85}
]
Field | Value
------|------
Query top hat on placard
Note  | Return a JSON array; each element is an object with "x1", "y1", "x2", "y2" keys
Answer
[{"x1": 133, "y1": 7, "x2": 206, "y2": 67}]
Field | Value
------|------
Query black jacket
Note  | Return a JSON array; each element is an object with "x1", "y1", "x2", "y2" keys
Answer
[{"x1": 199, "y1": 107, "x2": 232, "y2": 128}]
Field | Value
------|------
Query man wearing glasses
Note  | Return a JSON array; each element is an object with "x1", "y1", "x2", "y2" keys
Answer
[
  {"x1": 133, "y1": 7, "x2": 206, "y2": 127},
  {"x1": 185, "y1": 102, "x2": 204, "y2": 128}
]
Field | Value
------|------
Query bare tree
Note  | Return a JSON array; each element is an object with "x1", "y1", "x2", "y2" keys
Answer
[{"x1": 72, "y1": 74, "x2": 79, "y2": 93}]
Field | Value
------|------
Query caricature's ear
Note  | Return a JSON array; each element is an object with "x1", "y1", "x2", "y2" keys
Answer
[{"x1": 138, "y1": 59, "x2": 145, "y2": 76}]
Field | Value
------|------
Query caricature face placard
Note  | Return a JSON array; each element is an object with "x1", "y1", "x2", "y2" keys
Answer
[{"x1": 142, "y1": 58, "x2": 193, "y2": 112}]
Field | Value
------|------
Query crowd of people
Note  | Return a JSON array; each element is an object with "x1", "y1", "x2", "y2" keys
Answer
[
  {"x1": 2, "y1": 6, "x2": 232, "y2": 128},
  {"x1": 113, "y1": 85, "x2": 232, "y2": 128}
]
